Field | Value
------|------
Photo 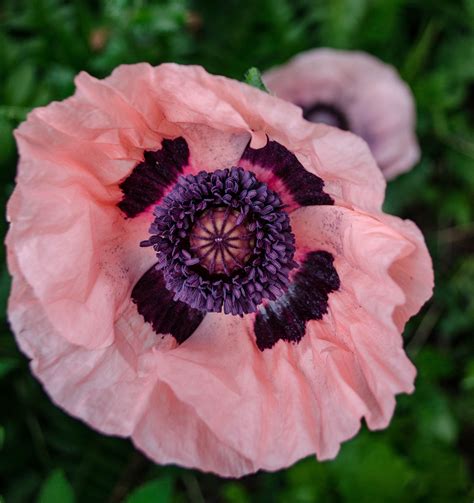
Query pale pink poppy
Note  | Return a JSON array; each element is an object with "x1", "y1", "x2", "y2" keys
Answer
[
  {"x1": 6, "y1": 63, "x2": 433, "y2": 477},
  {"x1": 263, "y1": 48, "x2": 420, "y2": 180}
]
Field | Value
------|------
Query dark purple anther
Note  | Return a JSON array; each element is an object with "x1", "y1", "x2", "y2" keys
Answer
[{"x1": 141, "y1": 167, "x2": 298, "y2": 316}]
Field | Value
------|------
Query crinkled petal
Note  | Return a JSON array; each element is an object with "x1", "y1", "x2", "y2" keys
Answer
[
  {"x1": 134, "y1": 312, "x2": 330, "y2": 475},
  {"x1": 377, "y1": 213, "x2": 434, "y2": 331},
  {"x1": 290, "y1": 205, "x2": 433, "y2": 427},
  {"x1": 8, "y1": 253, "x2": 160, "y2": 435},
  {"x1": 6, "y1": 160, "x2": 155, "y2": 348},
  {"x1": 309, "y1": 127, "x2": 386, "y2": 211},
  {"x1": 291, "y1": 205, "x2": 433, "y2": 328}
]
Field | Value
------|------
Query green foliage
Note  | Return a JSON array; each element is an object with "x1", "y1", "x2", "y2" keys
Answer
[
  {"x1": 125, "y1": 476, "x2": 173, "y2": 503},
  {"x1": 332, "y1": 435, "x2": 415, "y2": 503},
  {"x1": 0, "y1": 0, "x2": 473, "y2": 502},
  {"x1": 243, "y1": 67, "x2": 269, "y2": 92},
  {"x1": 220, "y1": 482, "x2": 251, "y2": 503},
  {"x1": 37, "y1": 470, "x2": 75, "y2": 503}
]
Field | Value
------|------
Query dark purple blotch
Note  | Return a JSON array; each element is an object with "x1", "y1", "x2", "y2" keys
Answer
[
  {"x1": 132, "y1": 265, "x2": 205, "y2": 343},
  {"x1": 254, "y1": 251, "x2": 340, "y2": 351},
  {"x1": 240, "y1": 140, "x2": 334, "y2": 207},
  {"x1": 118, "y1": 137, "x2": 189, "y2": 218}
]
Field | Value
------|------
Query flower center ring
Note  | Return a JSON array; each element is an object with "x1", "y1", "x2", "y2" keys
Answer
[{"x1": 189, "y1": 208, "x2": 255, "y2": 275}]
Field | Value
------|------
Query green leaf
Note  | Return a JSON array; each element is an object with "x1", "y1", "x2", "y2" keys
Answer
[
  {"x1": 37, "y1": 469, "x2": 75, "y2": 503},
  {"x1": 418, "y1": 389, "x2": 457, "y2": 444},
  {"x1": 331, "y1": 434, "x2": 415, "y2": 503},
  {"x1": 409, "y1": 443, "x2": 470, "y2": 502},
  {"x1": 320, "y1": 0, "x2": 368, "y2": 48},
  {"x1": 282, "y1": 457, "x2": 332, "y2": 502},
  {"x1": 415, "y1": 348, "x2": 454, "y2": 381},
  {"x1": 0, "y1": 106, "x2": 30, "y2": 122},
  {"x1": 0, "y1": 358, "x2": 19, "y2": 380},
  {"x1": 243, "y1": 67, "x2": 268, "y2": 92},
  {"x1": 403, "y1": 20, "x2": 440, "y2": 81},
  {"x1": 462, "y1": 359, "x2": 474, "y2": 390},
  {"x1": 221, "y1": 482, "x2": 250, "y2": 503},
  {"x1": 125, "y1": 476, "x2": 173, "y2": 503},
  {"x1": 0, "y1": 117, "x2": 16, "y2": 166},
  {"x1": 4, "y1": 63, "x2": 36, "y2": 107}
]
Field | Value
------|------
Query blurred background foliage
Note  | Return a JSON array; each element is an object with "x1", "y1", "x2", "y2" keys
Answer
[{"x1": 0, "y1": 0, "x2": 473, "y2": 501}]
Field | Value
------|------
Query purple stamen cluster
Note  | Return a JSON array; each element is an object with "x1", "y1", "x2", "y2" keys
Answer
[{"x1": 141, "y1": 167, "x2": 298, "y2": 315}]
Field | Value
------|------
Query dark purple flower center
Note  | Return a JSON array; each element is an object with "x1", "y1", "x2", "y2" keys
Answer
[
  {"x1": 303, "y1": 102, "x2": 350, "y2": 131},
  {"x1": 141, "y1": 167, "x2": 298, "y2": 316},
  {"x1": 121, "y1": 137, "x2": 340, "y2": 349}
]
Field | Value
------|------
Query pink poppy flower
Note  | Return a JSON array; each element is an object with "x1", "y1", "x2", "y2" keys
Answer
[
  {"x1": 6, "y1": 63, "x2": 433, "y2": 477},
  {"x1": 263, "y1": 49, "x2": 420, "y2": 180}
]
